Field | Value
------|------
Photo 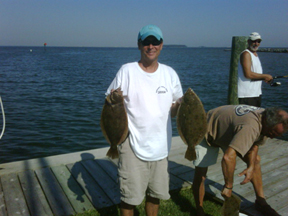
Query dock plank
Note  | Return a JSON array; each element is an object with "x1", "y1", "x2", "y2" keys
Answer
[
  {"x1": 0, "y1": 180, "x2": 7, "y2": 216},
  {"x1": 204, "y1": 138, "x2": 288, "y2": 180},
  {"x1": 234, "y1": 157, "x2": 288, "y2": 199},
  {"x1": 169, "y1": 161, "x2": 193, "y2": 176},
  {"x1": 35, "y1": 167, "x2": 75, "y2": 216},
  {"x1": 240, "y1": 167, "x2": 288, "y2": 213},
  {"x1": 18, "y1": 170, "x2": 53, "y2": 216},
  {"x1": 0, "y1": 173, "x2": 30, "y2": 216},
  {"x1": 51, "y1": 165, "x2": 95, "y2": 213},
  {"x1": 94, "y1": 159, "x2": 118, "y2": 182},
  {"x1": 168, "y1": 148, "x2": 195, "y2": 167},
  {"x1": 169, "y1": 173, "x2": 191, "y2": 191},
  {"x1": 0, "y1": 137, "x2": 287, "y2": 216},
  {"x1": 66, "y1": 162, "x2": 114, "y2": 209},
  {"x1": 263, "y1": 188, "x2": 288, "y2": 213},
  {"x1": 278, "y1": 204, "x2": 288, "y2": 216},
  {"x1": 81, "y1": 160, "x2": 120, "y2": 205}
]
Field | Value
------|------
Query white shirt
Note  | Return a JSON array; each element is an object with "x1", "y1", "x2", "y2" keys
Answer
[
  {"x1": 106, "y1": 62, "x2": 183, "y2": 161},
  {"x1": 238, "y1": 49, "x2": 263, "y2": 98}
]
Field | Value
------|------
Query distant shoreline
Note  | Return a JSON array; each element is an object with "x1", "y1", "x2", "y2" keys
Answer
[
  {"x1": 224, "y1": 48, "x2": 288, "y2": 53},
  {"x1": 257, "y1": 48, "x2": 288, "y2": 53},
  {"x1": 0, "y1": 46, "x2": 287, "y2": 52},
  {"x1": 163, "y1": 45, "x2": 188, "y2": 48}
]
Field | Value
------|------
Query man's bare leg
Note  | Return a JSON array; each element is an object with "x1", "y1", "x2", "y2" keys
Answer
[
  {"x1": 145, "y1": 196, "x2": 160, "y2": 216},
  {"x1": 244, "y1": 155, "x2": 280, "y2": 216},
  {"x1": 192, "y1": 167, "x2": 208, "y2": 216},
  {"x1": 249, "y1": 155, "x2": 265, "y2": 198},
  {"x1": 120, "y1": 201, "x2": 135, "y2": 216}
]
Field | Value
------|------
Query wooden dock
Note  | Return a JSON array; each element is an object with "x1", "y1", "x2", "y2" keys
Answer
[{"x1": 0, "y1": 136, "x2": 287, "y2": 216}]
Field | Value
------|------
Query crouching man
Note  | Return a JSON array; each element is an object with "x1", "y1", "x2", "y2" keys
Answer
[{"x1": 192, "y1": 105, "x2": 288, "y2": 216}]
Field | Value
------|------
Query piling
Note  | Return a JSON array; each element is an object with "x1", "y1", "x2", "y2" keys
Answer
[{"x1": 227, "y1": 36, "x2": 248, "y2": 105}]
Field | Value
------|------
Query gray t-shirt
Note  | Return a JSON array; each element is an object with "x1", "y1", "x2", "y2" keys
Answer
[{"x1": 205, "y1": 105, "x2": 267, "y2": 157}]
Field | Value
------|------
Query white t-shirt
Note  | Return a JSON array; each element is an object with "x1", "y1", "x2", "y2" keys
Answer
[
  {"x1": 238, "y1": 49, "x2": 263, "y2": 98},
  {"x1": 106, "y1": 62, "x2": 183, "y2": 161}
]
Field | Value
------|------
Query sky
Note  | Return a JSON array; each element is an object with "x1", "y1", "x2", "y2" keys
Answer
[{"x1": 1, "y1": 0, "x2": 288, "y2": 48}]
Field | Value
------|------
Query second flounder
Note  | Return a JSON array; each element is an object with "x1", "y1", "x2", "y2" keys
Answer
[{"x1": 177, "y1": 88, "x2": 207, "y2": 161}]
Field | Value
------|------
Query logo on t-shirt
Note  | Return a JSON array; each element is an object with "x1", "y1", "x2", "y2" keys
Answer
[
  {"x1": 235, "y1": 105, "x2": 260, "y2": 116},
  {"x1": 156, "y1": 86, "x2": 168, "y2": 94}
]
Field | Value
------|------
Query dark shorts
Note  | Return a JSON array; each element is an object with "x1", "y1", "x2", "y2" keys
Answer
[{"x1": 238, "y1": 95, "x2": 262, "y2": 107}]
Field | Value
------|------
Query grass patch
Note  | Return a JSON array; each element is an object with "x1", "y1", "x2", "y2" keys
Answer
[{"x1": 74, "y1": 187, "x2": 222, "y2": 216}]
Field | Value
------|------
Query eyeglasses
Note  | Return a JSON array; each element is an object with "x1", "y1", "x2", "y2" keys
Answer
[
  {"x1": 251, "y1": 40, "x2": 261, "y2": 44},
  {"x1": 141, "y1": 39, "x2": 162, "y2": 46}
]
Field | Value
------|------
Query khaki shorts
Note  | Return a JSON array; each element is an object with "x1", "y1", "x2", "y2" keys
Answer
[
  {"x1": 193, "y1": 139, "x2": 224, "y2": 167},
  {"x1": 118, "y1": 139, "x2": 170, "y2": 205}
]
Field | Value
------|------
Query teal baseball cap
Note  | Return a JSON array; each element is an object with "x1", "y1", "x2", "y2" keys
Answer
[{"x1": 138, "y1": 24, "x2": 163, "y2": 41}]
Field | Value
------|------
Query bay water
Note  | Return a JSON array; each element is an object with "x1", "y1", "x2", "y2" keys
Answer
[{"x1": 0, "y1": 46, "x2": 287, "y2": 163}]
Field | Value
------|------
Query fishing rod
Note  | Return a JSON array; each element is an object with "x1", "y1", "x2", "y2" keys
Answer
[
  {"x1": 273, "y1": 75, "x2": 288, "y2": 79},
  {"x1": 0, "y1": 96, "x2": 5, "y2": 139},
  {"x1": 270, "y1": 75, "x2": 288, "y2": 87}
]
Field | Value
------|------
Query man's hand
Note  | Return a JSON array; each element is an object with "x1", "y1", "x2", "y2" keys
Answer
[
  {"x1": 171, "y1": 96, "x2": 183, "y2": 118},
  {"x1": 238, "y1": 166, "x2": 254, "y2": 185},
  {"x1": 239, "y1": 144, "x2": 258, "y2": 185},
  {"x1": 221, "y1": 187, "x2": 232, "y2": 199},
  {"x1": 176, "y1": 97, "x2": 182, "y2": 105},
  {"x1": 264, "y1": 74, "x2": 273, "y2": 83}
]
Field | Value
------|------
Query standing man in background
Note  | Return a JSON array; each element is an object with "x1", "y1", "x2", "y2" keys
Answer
[
  {"x1": 237, "y1": 32, "x2": 273, "y2": 107},
  {"x1": 105, "y1": 24, "x2": 183, "y2": 216}
]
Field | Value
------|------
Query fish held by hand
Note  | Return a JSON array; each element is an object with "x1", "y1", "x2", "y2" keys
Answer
[
  {"x1": 100, "y1": 88, "x2": 128, "y2": 159},
  {"x1": 176, "y1": 88, "x2": 207, "y2": 161}
]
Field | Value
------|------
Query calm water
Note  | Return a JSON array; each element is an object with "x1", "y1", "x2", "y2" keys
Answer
[{"x1": 0, "y1": 46, "x2": 287, "y2": 163}]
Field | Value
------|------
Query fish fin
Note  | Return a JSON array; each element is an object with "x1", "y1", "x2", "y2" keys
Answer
[
  {"x1": 106, "y1": 147, "x2": 119, "y2": 159},
  {"x1": 184, "y1": 146, "x2": 197, "y2": 161}
]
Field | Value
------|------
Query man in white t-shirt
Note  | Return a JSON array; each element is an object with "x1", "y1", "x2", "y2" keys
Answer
[
  {"x1": 237, "y1": 32, "x2": 273, "y2": 107},
  {"x1": 105, "y1": 24, "x2": 183, "y2": 216}
]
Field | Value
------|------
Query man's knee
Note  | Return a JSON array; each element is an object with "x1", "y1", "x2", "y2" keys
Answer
[
  {"x1": 146, "y1": 196, "x2": 160, "y2": 205},
  {"x1": 121, "y1": 201, "x2": 135, "y2": 210},
  {"x1": 193, "y1": 167, "x2": 208, "y2": 184}
]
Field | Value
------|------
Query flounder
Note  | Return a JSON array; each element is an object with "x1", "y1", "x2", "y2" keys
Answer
[
  {"x1": 176, "y1": 88, "x2": 207, "y2": 161},
  {"x1": 100, "y1": 88, "x2": 128, "y2": 159},
  {"x1": 221, "y1": 193, "x2": 241, "y2": 216}
]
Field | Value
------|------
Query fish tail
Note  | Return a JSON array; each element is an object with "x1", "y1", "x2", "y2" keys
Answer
[
  {"x1": 106, "y1": 147, "x2": 119, "y2": 159},
  {"x1": 184, "y1": 146, "x2": 197, "y2": 161}
]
